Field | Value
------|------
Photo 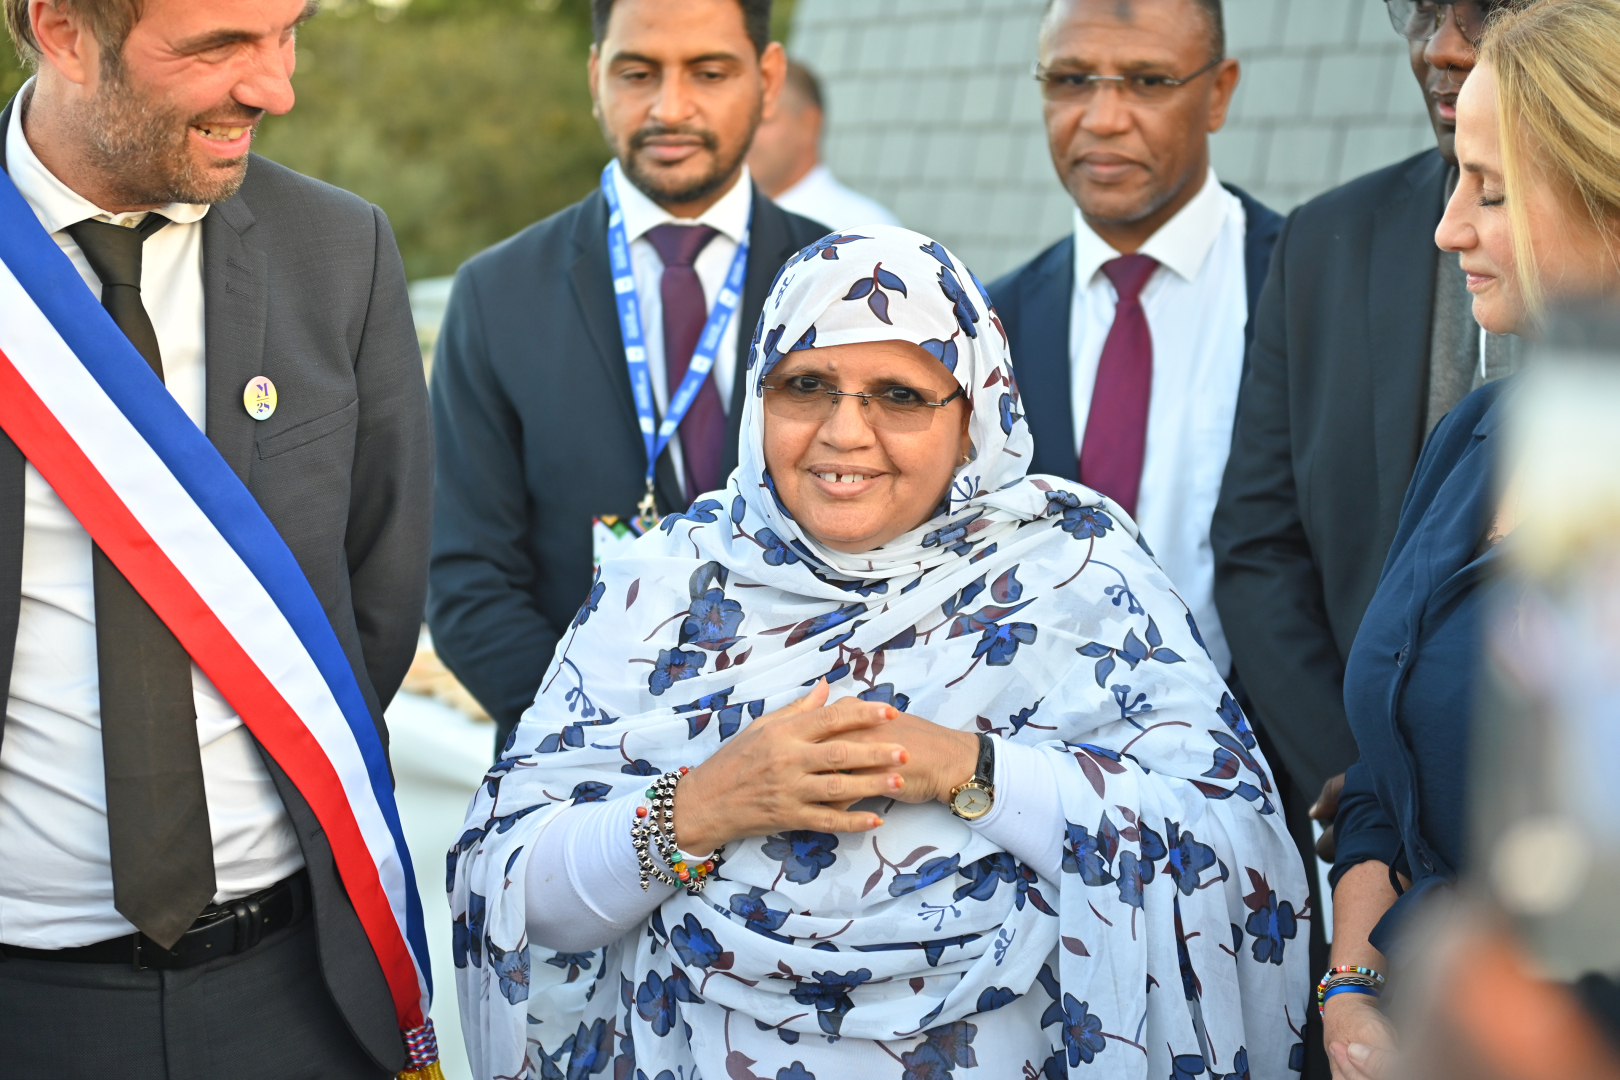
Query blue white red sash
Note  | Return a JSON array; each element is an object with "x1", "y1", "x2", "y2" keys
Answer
[{"x1": 0, "y1": 170, "x2": 440, "y2": 1077}]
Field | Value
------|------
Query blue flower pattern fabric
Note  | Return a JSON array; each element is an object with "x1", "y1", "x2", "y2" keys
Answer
[{"x1": 451, "y1": 226, "x2": 1305, "y2": 1079}]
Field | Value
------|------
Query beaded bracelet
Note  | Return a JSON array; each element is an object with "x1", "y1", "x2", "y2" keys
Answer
[
  {"x1": 1316, "y1": 965, "x2": 1386, "y2": 1016},
  {"x1": 630, "y1": 768, "x2": 720, "y2": 895}
]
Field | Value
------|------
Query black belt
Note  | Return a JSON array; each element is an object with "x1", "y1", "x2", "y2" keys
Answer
[{"x1": 0, "y1": 870, "x2": 309, "y2": 970}]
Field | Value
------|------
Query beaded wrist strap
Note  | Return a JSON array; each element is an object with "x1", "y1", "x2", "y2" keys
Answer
[
  {"x1": 1317, "y1": 965, "x2": 1386, "y2": 1016},
  {"x1": 631, "y1": 768, "x2": 720, "y2": 895}
]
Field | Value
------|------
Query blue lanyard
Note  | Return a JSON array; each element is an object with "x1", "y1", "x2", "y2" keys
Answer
[{"x1": 600, "y1": 163, "x2": 751, "y2": 526}]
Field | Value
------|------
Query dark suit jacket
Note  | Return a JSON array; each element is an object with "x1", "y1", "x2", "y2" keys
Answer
[
  {"x1": 1210, "y1": 149, "x2": 1451, "y2": 800},
  {"x1": 427, "y1": 184, "x2": 827, "y2": 748},
  {"x1": 986, "y1": 183, "x2": 1284, "y2": 480},
  {"x1": 0, "y1": 97, "x2": 432, "y2": 1074}
]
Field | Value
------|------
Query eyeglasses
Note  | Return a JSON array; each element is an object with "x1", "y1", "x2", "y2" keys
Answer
[
  {"x1": 760, "y1": 374, "x2": 965, "y2": 431},
  {"x1": 1032, "y1": 56, "x2": 1224, "y2": 105},
  {"x1": 1384, "y1": 0, "x2": 1499, "y2": 43}
]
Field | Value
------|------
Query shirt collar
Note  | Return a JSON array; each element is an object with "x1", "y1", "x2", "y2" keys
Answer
[
  {"x1": 610, "y1": 157, "x2": 752, "y2": 246},
  {"x1": 1072, "y1": 167, "x2": 1231, "y2": 288},
  {"x1": 6, "y1": 79, "x2": 210, "y2": 233}
]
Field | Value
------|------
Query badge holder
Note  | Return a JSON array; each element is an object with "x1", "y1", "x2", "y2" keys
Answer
[{"x1": 591, "y1": 479, "x2": 657, "y2": 567}]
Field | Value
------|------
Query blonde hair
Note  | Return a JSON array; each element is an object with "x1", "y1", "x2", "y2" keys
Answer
[{"x1": 1481, "y1": 0, "x2": 1620, "y2": 315}]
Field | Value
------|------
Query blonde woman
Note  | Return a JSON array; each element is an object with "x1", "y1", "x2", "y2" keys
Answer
[{"x1": 1323, "y1": 1, "x2": 1620, "y2": 1077}]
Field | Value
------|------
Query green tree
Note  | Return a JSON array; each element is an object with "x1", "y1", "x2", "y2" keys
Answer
[{"x1": 256, "y1": 0, "x2": 608, "y2": 279}]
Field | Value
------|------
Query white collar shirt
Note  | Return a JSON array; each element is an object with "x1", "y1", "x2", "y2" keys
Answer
[
  {"x1": 1068, "y1": 168, "x2": 1248, "y2": 676},
  {"x1": 0, "y1": 89, "x2": 302, "y2": 948},
  {"x1": 774, "y1": 163, "x2": 900, "y2": 232},
  {"x1": 610, "y1": 160, "x2": 753, "y2": 500}
]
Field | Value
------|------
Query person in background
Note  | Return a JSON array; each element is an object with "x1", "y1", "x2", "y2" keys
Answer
[
  {"x1": 746, "y1": 58, "x2": 899, "y2": 230},
  {"x1": 1326, "y1": 3, "x2": 1620, "y2": 1075},
  {"x1": 0, "y1": 0, "x2": 433, "y2": 1074},
  {"x1": 989, "y1": 0, "x2": 1279, "y2": 688},
  {"x1": 1210, "y1": 8, "x2": 1512, "y2": 1067},
  {"x1": 428, "y1": 0, "x2": 827, "y2": 756}
]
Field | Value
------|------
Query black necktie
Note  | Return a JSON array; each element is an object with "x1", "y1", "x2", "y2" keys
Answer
[{"x1": 65, "y1": 215, "x2": 216, "y2": 950}]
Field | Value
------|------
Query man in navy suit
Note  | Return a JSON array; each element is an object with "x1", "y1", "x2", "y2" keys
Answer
[
  {"x1": 428, "y1": 0, "x2": 828, "y2": 754},
  {"x1": 989, "y1": 0, "x2": 1280, "y2": 685}
]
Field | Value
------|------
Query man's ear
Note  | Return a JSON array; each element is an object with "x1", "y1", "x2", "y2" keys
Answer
[
  {"x1": 758, "y1": 41, "x2": 787, "y2": 124},
  {"x1": 1206, "y1": 58, "x2": 1241, "y2": 134},
  {"x1": 587, "y1": 42, "x2": 602, "y2": 121},
  {"x1": 30, "y1": 0, "x2": 100, "y2": 88}
]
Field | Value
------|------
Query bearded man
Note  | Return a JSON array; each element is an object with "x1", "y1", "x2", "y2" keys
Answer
[
  {"x1": 0, "y1": 1, "x2": 435, "y2": 1077},
  {"x1": 427, "y1": 0, "x2": 827, "y2": 756}
]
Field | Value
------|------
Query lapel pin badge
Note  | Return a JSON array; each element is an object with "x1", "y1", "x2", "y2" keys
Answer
[{"x1": 243, "y1": 376, "x2": 277, "y2": 421}]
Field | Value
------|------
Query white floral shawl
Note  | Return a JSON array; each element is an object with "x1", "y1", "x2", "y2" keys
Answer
[{"x1": 450, "y1": 226, "x2": 1308, "y2": 1080}]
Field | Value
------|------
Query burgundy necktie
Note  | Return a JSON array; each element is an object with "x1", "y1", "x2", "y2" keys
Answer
[
  {"x1": 1078, "y1": 253, "x2": 1158, "y2": 518},
  {"x1": 645, "y1": 223, "x2": 726, "y2": 502}
]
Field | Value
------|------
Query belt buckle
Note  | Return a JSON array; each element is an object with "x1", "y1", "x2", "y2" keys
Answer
[{"x1": 132, "y1": 934, "x2": 148, "y2": 972}]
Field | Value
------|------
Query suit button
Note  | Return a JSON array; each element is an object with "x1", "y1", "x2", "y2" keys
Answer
[{"x1": 1395, "y1": 642, "x2": 1410, "y2": 667}]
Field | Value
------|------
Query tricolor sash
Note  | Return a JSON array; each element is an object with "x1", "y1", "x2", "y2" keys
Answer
[{"x1": 0, "y1": 169, "x2": 440, "y2": 1078}]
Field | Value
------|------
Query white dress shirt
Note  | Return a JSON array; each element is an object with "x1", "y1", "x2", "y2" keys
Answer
[
  {"x1": 773, "y1": 163, "x2": 900, "y2": 232},
  {"x1": 610, "y1": 160, "x2": 753, "y2": 500},
  {"x1": 0, "y1": 91, "x2": 303, "y2": 949},
  {"x1": 1069, "y1": 168, "x2": 1247, "y2": 676}
]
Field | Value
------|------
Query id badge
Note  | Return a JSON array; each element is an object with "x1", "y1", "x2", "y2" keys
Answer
[{"x1": 592, "y1": 514, "x2": 648, "y2": 567}]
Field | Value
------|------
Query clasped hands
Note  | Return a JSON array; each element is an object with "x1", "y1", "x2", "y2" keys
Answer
[{"x1": 672, "y1": 679, "x2": 981, "y2": 856}]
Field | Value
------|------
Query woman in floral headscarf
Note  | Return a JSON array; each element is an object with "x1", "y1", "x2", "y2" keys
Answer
[{"x1": 450, "y1": 226, "x2": 1307, "y2": 1080}]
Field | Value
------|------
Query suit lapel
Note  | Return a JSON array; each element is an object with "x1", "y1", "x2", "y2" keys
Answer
[
  {"x1": 1, "y1": 96, "x2": 25, "y2": 713},
  {"x1": 1367, "y1": 150, "x2": 1448, "y2": 531},
  {"x1": 722, "y1": 185, "x2": 799, "y2": 482},
  {"x1": 201, "y1": 184, "x2": 269, "y2": 482},
  {"x1": 567, "y1": 189, "x2": 684, "y2": 513},
  {"x1": 1016, "y1": 236, "x2": 1078, "y2": 480}
]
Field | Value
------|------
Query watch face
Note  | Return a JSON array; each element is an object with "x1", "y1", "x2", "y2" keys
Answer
[{"x1": 952, "y1": 785, "x2": 993, "y2": 819}]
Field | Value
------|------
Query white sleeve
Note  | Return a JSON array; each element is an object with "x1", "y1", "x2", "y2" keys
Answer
[
  {"x1": 525, "y1": 796, "x2": 676, "y2": 954},
  {"x1": 965, "y1": 736, "x2": 1065, "y2": 881}
]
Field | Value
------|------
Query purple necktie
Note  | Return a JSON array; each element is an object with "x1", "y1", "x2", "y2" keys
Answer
[
  {"x1": 646, "y1": 223, "x2": 726, "y2": 502},
  {"x1": 1079, "y1": 253, "x2": 1158, "y2": 518}
]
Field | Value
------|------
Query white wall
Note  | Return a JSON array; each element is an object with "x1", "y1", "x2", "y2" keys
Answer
[{"x1": 790, "y1": 0, "x2": 1436, "y2": 279}]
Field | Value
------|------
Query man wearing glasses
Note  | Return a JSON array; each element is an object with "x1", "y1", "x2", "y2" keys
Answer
[
  {"x1": 989, "y1": 0, "x2": 1280, "y2": 695},
  {"x1": 1212, "y1": 3, "x2": 1515, "y2": 1071}
]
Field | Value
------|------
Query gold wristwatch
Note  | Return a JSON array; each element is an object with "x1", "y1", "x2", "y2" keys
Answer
[{"x1": 948, "y1": 733, "x2": 996, "y2": 820}]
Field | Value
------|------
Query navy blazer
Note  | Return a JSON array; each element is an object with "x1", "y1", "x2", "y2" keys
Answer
[
  {"x1": 427, "y1": 186, "x2": 829, "y2": 749},
  {"x1": 986, "y1": 183, "x2": 1283, "y2": 480},
  {"x1": 1332, "y1": 376, "x2": 1510, "y2": 952}
]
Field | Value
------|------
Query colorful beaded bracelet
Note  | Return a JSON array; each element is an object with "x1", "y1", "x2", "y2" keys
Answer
[
  {"x1": 630, "y1": 768, "x2": 720, "y2": 895},
  {"x1": 1316, "y1": 965, "x2": 1386, "y2": 1016}
]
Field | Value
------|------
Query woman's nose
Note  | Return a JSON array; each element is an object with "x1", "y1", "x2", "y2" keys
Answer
[{"x1": 818, "y1": 393, "x2": 878, "y2": 446}]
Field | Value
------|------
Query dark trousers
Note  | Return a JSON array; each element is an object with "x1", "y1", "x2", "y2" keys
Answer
[{"x1": 0, "y1": 920, "x2": 389, "y2": 1079}]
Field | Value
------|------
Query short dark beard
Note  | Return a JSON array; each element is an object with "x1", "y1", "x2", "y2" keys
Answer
[
  {"x1": 72, "y1": 54, "x2": 261, "y2": 207},
  {"x1": 617, "y1": 113, "x2": 756, "y2": 208}
]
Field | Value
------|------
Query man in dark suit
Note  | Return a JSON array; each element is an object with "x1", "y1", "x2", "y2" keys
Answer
[
  {"x1": 429, "y1": 0, "x2": 827, "y2": 755},
  {"x1": 0, "y1": 0, "x2": 430, "y2": 1076},
  {"x1": 1212, "y1": 3, "x2": 1514, "y2": 885},
  {"x1": 989, "y1": 0, "x2": 1280, "y2": 685},
  {"x1": 1211, "y1": 3, "x2": 1513, "y2": 1070}
]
